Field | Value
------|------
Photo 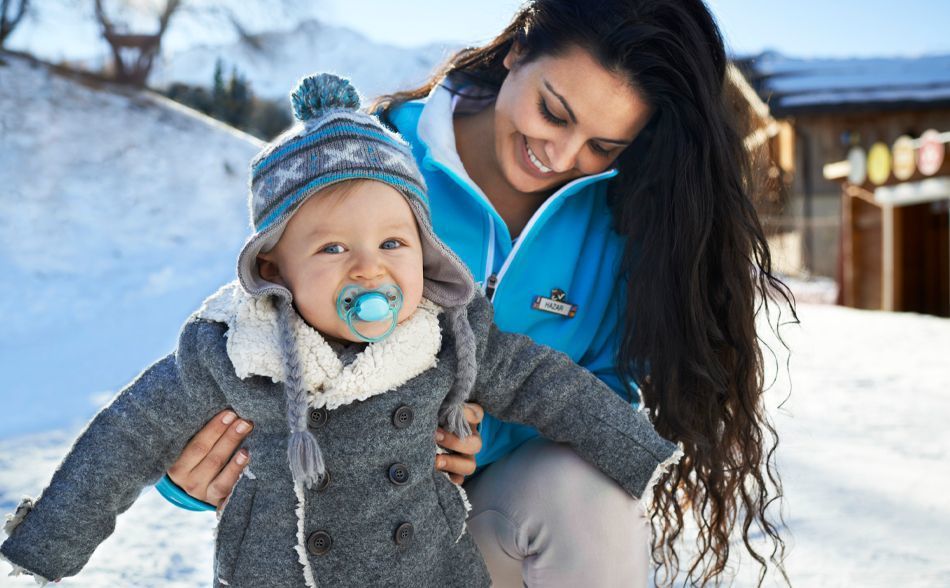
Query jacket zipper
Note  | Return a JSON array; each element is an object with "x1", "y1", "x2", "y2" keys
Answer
[
  {"x1": 488, "y1": 171, "x2": 618, "y2": 302},
  {"x1": 423, "y1": 155, "x2": 616, "y2": 305}
]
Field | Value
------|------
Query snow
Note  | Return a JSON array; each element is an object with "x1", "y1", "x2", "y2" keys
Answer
[
  {"x1": 741, "y1": 52, "x2": 950, "y2": 111},
  {"x1": 151, "y1": 19, "x2": 455, "y2": 101},
  {"x1": 778, "y1": 275, "x2": 838, "y2": 305},
  {"x1": 0, "y1": 53, "x2": 261, "y2": 439},
  {"x1": 3, "y1": 51, "x2": 950, "y2": 587},
  {"x1": 6, "y1": 0, "x2": 455, "y2": 101},
  {"x1": 746, "y1": 304, "x2": 950, "y2": 587},
  {"x1": 2, "y1": 303, "x2": 948, "y2": 586}
]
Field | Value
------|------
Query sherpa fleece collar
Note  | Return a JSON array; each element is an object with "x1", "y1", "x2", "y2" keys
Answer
[{"x1": 196, "y1": 282, "x2": 443, "y2": 410}]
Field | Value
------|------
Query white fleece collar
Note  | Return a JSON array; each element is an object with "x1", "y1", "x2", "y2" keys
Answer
[
  {"x1": 417, "y1": 76, "x2": 491, "y2": 183},
  {"x1": 196, "y1": 282, "x2": 443, "y2": 410}
]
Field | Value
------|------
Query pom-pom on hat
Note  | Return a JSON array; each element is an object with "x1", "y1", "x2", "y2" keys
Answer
[
  {"x1": 235, "y1": 73, "x2": 478, "y2": 489},
  {"x1": 290, "y1": 74, "x2": 360, "y2": 120}
]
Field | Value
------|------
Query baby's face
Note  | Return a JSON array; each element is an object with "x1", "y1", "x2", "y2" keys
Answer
[{"x1": 257, "y1": 180, "x2": 425, "y2": 342}]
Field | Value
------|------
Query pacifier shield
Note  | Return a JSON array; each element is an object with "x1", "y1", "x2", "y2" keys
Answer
[{"x1": 335, "y1": 284, "x2": 403, "y2": 343}]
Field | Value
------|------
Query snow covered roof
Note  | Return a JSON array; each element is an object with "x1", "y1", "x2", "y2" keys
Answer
[{"x1": 736, "y1": 51, "x2": 950, "y2": 115}]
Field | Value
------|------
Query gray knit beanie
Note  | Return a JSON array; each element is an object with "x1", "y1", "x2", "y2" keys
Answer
[{"x1": 236, "y1": 73, "x2": 478, "y2": 488}]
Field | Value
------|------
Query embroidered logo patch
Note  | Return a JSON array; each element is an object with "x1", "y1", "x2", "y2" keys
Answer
[{"x1": 531, "y1": 288, "x2": 577, "y2": 318}]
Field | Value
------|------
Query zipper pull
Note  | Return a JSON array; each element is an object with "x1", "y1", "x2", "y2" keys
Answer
[{"x1": 485, "y1": 274, "x2": 498, "y2": 300}]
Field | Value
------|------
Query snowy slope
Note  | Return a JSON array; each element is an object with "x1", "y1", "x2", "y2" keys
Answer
[
  {"x1": 0, "y1": 53, "x2": 261, "y2": 439},
  {"x1": 1, "y1": 304, "x2": 948, "y2": 586},
  {"x1": 151, "y1": 19, "x2": 456, "y2": 101}
]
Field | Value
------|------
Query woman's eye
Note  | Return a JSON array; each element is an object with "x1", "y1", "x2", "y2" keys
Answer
[
  {"x1": 537, "y1": 97, "x2": 567, "y2": 127},
  {"x1": 320, "y1": 244, "x2": 345, "y2": 254},
  {"x1": 590, "y1": 142, "x2": 612, "y2": 157},
  {"x1": 381, "y1": 239, "x2": 403, "y2": 250}
]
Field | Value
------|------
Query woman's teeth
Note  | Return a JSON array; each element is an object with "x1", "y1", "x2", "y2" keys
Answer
[{"x1": 525, "y1": 138, "x2": 553, "y2": 174}]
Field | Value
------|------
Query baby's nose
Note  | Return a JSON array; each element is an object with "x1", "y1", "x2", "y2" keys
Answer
[{"x1": 349, "y1": 252, "x2": 386, "y2": 283}]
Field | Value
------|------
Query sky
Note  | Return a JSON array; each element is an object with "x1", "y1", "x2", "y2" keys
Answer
[
  {"x1": 9, "y1": 0, "x2": 950, "y2": 61},
  {"x1": 321, "y1": 0, "x2": 950, "y2": 57}
]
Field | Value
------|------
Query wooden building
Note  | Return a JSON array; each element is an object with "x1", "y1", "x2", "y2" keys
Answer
[
  {"x1": 831, "y1": 133, "x2": 950, "y2": 317},
  {"x1": 736, "y1": 52, "x2": 950, "y2": 283}
]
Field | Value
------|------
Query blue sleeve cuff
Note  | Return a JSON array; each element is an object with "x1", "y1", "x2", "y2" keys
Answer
[{"x1": 155, "y1": 474, "x2": 217, "y2": 512}]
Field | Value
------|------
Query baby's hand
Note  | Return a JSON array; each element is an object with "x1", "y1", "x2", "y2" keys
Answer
[
  {"x1": 167, "y1": 410, "x2": 254, "y2": 508},
  {"x1": 435, "y1": 402, "x2": 484, "y2": 484}
]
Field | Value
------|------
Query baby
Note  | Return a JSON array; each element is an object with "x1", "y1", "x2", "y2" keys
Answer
[{"x1": 0, "y1": 74, "x2": 679, "y2": 587}]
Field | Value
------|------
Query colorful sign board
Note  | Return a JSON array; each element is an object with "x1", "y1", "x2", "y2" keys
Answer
[
  {"x1": 891, "y1": 135, "x2": 916, "y2": 181},
  {"x1": 918, "y1": 129, "x2": 945, "y2": 176},
  {"x1": 867, "y1": 142, "x2": 892, "y2": 185},
  {"x1": 847, "y1": 146, "x2": 867, "y2": 185}
]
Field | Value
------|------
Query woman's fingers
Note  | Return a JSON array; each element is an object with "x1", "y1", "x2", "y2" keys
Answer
[
  {"x1": 436, "y1": 451, "x2": 478, "y2": 479},
  {"x1": 433, "y1": 402, "x2": 484, "y2": 484},
  {"x1": 167, "y1": 410, "x2": 238, "y2": 476},
  {"x1": 436, "y1": 401, "x2": 485, "y2": 454},
  {"x1": 185, "y1": 419, "x2": 253, "y2": 497},
  {"x1": 436, "y1": 427, "x2": 483, "y2": 455},
  {"x1": 166, "y1": 410, "x2": 252, "y2": 500},
  {"x1": 209, "y1": 449, "x2": 250, "y2": 509},
  {"x1": 463, "y1": 402, "x2": 485, "y2": 428}
]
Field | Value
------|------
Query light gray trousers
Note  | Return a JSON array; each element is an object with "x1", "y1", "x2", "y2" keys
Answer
[{"x1": 463, "y1": 437, "x2": 651, "y2": 588}]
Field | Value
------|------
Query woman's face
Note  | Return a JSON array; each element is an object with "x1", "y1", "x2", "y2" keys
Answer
[{"x1": 493, "y1": 44, "x2": 653, "y2": 194}]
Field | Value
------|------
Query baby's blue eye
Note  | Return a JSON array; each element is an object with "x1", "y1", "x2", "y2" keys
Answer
[
  {"x1": 321, "y1": 244, "x2": 345, "y2": 254},
  {"x1": 381, "y1": 239, "x2": 402, "y2": 250}
]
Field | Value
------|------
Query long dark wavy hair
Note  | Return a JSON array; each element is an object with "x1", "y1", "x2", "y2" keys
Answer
[{"x1": 374, "y1": 0, "x2": 796, "y2": 584}]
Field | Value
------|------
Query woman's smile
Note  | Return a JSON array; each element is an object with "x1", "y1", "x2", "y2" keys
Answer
[{"x1": 520, "y1": 134, "x2": 556, "y2": 177}]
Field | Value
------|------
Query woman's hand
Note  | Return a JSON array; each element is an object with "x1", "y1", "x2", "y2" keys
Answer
[
  {"x1": 166, "y1": 410, "x2": 254, "y2": 508},
  {"x1": 435, "y1": 402, "x2": 484, "y2": 484}
]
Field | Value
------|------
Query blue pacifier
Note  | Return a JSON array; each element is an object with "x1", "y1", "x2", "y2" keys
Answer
[{"x1": 336, "y1": 284, "x2": 404, "y2": 343}]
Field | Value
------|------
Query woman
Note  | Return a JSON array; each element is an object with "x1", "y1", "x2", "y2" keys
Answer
[{"x1": 162, "y1": 0, "x2": 793, "y2": 584}]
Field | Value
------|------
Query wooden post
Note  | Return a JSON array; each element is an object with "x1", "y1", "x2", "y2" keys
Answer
[
  {"x1": 882, "y1": 204, "x2": 895, "y2": 311},
  {"x1": 841, "y1": 189, "x2": 855, "y2": 306}
]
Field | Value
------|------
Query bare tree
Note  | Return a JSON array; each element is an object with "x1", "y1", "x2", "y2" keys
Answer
[
  {"x1": 0, "y1": 0, "x2": 29, "y2": 48},
  {"x1": 93, "y1": 0, "x2": 310, "y2": 87},
  {"x1": 94, "y1": 0, "x2": 181, "y2": 86}
]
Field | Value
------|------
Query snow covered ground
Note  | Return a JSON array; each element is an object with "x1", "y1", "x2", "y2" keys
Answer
[
  {"x1": 2, "y1": 304, "x2": 948, "y2": 587},
  {"x1": 2, "y1": 52, "x2": 950, "y2": 587},
  {"x1": 0, "y1": 54, "x2": 261, "y2": 440}
]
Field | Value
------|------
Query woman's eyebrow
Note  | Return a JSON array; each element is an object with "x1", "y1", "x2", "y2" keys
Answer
[
  {"x1": 543, "y1": 79, "x2": 577, "y2": 124},
  {"x1": 543, "y1": 79, "x2": 633, "y2": 146}
]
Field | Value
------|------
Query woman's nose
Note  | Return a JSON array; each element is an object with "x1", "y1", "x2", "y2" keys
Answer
[{"x1": 544, "y1": 134, "x2": 582, "y2": 173}]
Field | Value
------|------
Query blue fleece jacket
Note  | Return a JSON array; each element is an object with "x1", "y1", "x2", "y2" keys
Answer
[{"x1": 388, "y1": 80, "x2": 636, "y2": 468}]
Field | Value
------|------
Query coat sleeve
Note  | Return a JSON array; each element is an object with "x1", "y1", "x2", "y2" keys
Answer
[
  {"x1": 464, "y1": 296, "x2": 679, "y2": 500},
  {"x1": 0, "y1": 319, "x2": 230, "y2": 583}
]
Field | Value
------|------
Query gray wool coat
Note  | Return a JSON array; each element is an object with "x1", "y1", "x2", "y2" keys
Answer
[{"x1": 0, "y1": 284, "x2": 678, "y2": 587}]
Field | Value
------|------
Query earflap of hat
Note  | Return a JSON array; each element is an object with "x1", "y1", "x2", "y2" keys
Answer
[
  {"x1": 406, "y1": 198, "x2": 477, "y2": 309},
  {"x1": 237, "y1": 219, "x2": 294, "y2": 301}
]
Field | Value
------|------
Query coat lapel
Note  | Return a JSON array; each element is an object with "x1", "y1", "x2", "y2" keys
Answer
[{"x1": 196, "y1": 282, "x2": 443, "y2": 409}]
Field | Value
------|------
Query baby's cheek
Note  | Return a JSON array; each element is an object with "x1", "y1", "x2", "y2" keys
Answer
[
  {"x1": 396, "y1": 302, "x2": 418, "y2": 325},
  {"x1": 399, "y1": 284, "x2": 424, "y2": 320}
]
